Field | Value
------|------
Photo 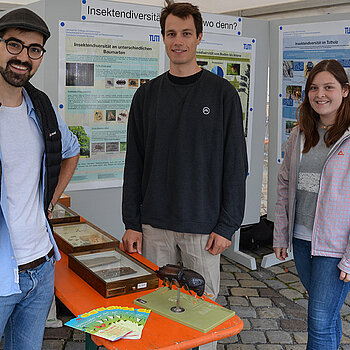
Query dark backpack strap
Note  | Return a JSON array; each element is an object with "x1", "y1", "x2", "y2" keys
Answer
[{"x1": 24, "y1": 82, "x2": 62, "y2": 213}]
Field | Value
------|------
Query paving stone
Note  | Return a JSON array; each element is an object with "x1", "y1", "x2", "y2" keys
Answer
[
  {"x1": 216, "y1": 295, "x2": 228, "y2": 306},
  {"x1": 250, "y1": 270, "x2": 274, "y2": 280},
  {"x1": 230, "y1": 306, "x2": 257, "y2": 318},
  {"x1": 288, "y1": 266, "x2": 298, "y2": 275},
  {"x1": 250, "y1": 297, "x2": 272, "y2": 307},
  {"x1": 228, "y1": 296, "x2": 249, "y2": 306},
  {"x1": 222, "y1": 264, "x2": 242, "y2": 273},
  {"x1": 342, "y1": 335, "x2": 350, "y2": 344},
  {"x1": 64, "y1": 342, "x2": 85, "y2": 350},
  {"x1": 221, "y1": 271, "x2": 235, "y2": 280},
  {"x1": 266, "y1": 330, "x2": 293, "y2": 344},
  {"x1": 241, "y1": 318, "x2": 251, "y2": 330},
  {"x1": 42, "y1": 340, "x2": 65, "y2": 350},
  {"x1": 264, "y1": 279, "x2": 287, "y2": 290},
  {"x1": 230, "y1": 287, "x2": 259, "y2": 297},
  {"x1": 270, "y1": 296, "x2": 297, "y2": 309},
  {"x1": 257, "y1": 307, "x2": 284, "y2": 319},
  {"x1": 284, "y1": 306, "x2": 307, "y2": 320},
  {"x1": 341, "y1": 345, "x2": 350, "y2": 350},
  {"x1": 227, "y1": 345, "x2": 255, "y2": 350},
  {"x1": 239, "y1": 280, "x2": 267, "y2": 288},
  {"x1": 257, "y1": 345, "x2": 283, "y2": 350},
  {"x1": 267, "y1": 266, "x2": 285, "y2": 274},
  {"x1": 235, "y1": 272, "x2": 253, "y2": 280},
  {"x1": 289, "y1": 281, "x2": 306, "y2": 294},
  {"x1": 293, "y1": 331, "x2": 308, "y2": 344},
  {"x1": 217, "y1": 344, "x2": 225, "y2": 350},
  {"x1": 343, "y1": 321, "x2": 350, "y2": 337},
  {"x1": 239, "y1": 331, "x2": 266, "y2": 344},
  {"x1": 279, "y1": 288, "x2": 304, "y2": 300},
  {"x1": 285, "y1": 345, "x2": 307, "y2": 350},
  {"x1": 341, "y1": 303, "x2": 350, "y2": 316},
  {"x1": 295, "y1": 298, "x2": 308, "y2": 310},
  {"x1": 258, "y1": 288, "x2": 281, "y2": 298},
  {"x1": 221, "y1": 279, "x2": 239, "y2": 287},
  {"x1": 250, "y1": 319, "x2": 279, "y2": 330},
  {"x1": 277, "y1": 273, "x2": 300, "y2": 284},
  {"x1": 283, "y1": 260, "x2": 297, "y2": 268},
  {"x1": 280, "y1": 319, "x2": 307, "y2": 331},
  {"x1": 218, "y1": 335, "x2": 239, "y2": 343},
  {"x1": 43, "y1": 326, "x2": 72, "y2": 340},
  {"x1": 72, "y1": 330, "x2": 85, "y2": 341},
  {"x1": 219, "y1": 285, "x2": 230, "y2": 296},
  {"x1": 345, "y1": 293, "x2": 350, "y2": 305}
]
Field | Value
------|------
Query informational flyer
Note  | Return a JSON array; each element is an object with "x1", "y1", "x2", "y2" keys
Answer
[
  {"x1": 278, "y1": 20, "x2": 350, "y2": 161},
  {"x1": 59, "y1": 20, "x2": 164, "y2": 190},
  {"x1": 197, "y1": 33, "x2": 256, "y2": 156},
  {"x1": 65, "y1": 306, "x2": 151, "y2": 341}
]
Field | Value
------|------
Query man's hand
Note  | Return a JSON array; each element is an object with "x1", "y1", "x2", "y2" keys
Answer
[
  {"x1": 274, "y1": 247, "x2": 288, "y2": 261},
  {"x1": 122, "y1": 229, "x2": 142, "y2": 254},
  {"x1": 339, "y1": 270, "x2": 350, "y2": 282},
  {"x1": 205, "y1": 232, "x2": 231, "y2": 255}
]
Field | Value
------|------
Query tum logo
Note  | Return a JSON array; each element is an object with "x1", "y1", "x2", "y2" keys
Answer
[
  {"x1": 149, "y1": 34, "x2": 160, "y2": 42},
  {"x1": 244, "y1": 43, "x2": 252, "y2": 50},
  {"x1": 345, "y1": 27, "x2": 350, "y2": 34}
]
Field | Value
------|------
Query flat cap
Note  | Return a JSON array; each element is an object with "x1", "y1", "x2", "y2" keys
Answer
[{"x1": 0, "y1": 8, "x2": 50, "y2": 41}]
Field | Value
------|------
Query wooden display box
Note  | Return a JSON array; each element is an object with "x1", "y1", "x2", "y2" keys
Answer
[
  {"x1": 53, "y1": 221, "x2": 119, "y2": 255},
  {"x1": 68, "y1": 248, "x2": 159, "y2": 298},
  {"x1": 51, "y1": 202, "x2": 80, "y2": 225}
]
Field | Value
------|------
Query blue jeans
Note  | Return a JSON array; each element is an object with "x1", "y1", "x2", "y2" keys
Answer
[
  {"x1": 293, "y1": 237, "x2": 350, "y2": 350},
  {"x1": 0, "y1": 256, "x2": 55, "y2": 350}
]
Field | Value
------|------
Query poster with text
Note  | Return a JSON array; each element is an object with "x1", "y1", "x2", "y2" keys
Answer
[
  {"x1": 59, "y1": 20, "x2": 165, "y2": 190},
  {"x1": 197, "y1": 33, "x2": 256, "y2": 158},
  {"x1": 278, "y1": 20, "x2": 350, "y2": 162}
]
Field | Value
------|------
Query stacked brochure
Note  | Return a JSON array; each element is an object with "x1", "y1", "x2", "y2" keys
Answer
[{"x1": 65, "y1": 306, "x2": 151, "y2": 341}]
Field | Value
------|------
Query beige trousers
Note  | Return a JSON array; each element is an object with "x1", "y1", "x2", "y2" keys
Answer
[{"x1": 142, "y1": 224, "x2": 220, "y2": 350}]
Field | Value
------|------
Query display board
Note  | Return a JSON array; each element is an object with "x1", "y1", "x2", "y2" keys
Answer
[
  {"x1": 58, "y1": 20, "x2": 165, "y2": 189},
  {"x1": 268, "y1": 12, "x2": 350, "y2": 221},
  {"x1": 277, "y1": 20, "x2": 350, "y2": 162}
]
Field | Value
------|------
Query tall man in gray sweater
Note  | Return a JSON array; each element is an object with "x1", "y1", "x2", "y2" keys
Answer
[{"x1": 122, "y1": 4, "x2": 248, "y2": 342}]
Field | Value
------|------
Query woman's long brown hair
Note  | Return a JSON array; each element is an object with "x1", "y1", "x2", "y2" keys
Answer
[{"x1": 297, "y1": 59, "x2": 350, "y2": 153}]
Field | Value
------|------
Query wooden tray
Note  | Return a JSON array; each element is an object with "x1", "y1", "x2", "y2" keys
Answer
[
  {"x1": 68, "y1": 248, "x2": 159, "y2": 298},
  {"x1": 53, "y1": 221, "x2": 119, "y2": 255},
  {"x1": 51, "y1": 202, "x2": 80, "y2": 225}
]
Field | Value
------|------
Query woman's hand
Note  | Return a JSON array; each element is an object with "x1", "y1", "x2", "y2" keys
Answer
[
  {"x1": 339, "y1": 270, "x2": 350, "y2": 282},
  {"x1": 274, "y1": 247, "x2": 288, "y2": 261}
]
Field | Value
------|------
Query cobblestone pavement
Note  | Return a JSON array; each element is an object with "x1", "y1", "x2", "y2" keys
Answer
[{"x1": 3, "y1": 246, "x2": 350, "y2": 350}]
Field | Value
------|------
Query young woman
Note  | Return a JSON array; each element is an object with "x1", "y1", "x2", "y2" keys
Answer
[{"x1": 274, "y1": 59, "x2": 350, "y2": 349}]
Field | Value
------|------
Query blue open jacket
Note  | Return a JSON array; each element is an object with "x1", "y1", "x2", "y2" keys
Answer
[{"x1": 0, "y1": 88, "x2": 80, "y2": 296}]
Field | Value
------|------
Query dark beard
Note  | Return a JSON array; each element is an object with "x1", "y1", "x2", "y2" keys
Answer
[{"x1": 0, "y1": 59, "x2": 33, "y2": 87}]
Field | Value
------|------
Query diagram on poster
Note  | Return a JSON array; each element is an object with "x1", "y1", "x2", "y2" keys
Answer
[
  {"x1": 197, "y1": 33, "x2": 256, "y2": 155},
  {"x1": 58, "y1": 20, "x2": 164, "y2": 190},
  {"x1": 278, "y1": 20, "x2": 350, "y2": 161}
]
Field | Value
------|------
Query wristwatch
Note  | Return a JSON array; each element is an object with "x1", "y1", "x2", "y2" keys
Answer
[{"x1": 48, "y1": 202, "x2": 55, "y2": 212}]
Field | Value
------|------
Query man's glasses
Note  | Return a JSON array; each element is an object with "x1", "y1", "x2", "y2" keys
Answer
[{"x1": 0, "y1": 37, "x2": 46, "y2": 60}]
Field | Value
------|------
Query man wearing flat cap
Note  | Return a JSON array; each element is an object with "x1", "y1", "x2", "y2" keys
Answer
[{"x1": 0, "y1": 8, "x2": 80, "y2": 349}]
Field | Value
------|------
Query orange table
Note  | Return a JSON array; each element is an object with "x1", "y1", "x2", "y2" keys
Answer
[{"x1": 55, "y1": 251, "x2": 243, "y2": 350}]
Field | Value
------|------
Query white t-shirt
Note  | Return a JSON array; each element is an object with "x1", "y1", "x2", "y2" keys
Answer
[{"x1": 0, "y1": 99, "x2": 52, "y2": 265}]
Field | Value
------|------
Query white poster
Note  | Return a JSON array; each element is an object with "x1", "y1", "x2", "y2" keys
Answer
[
  {"x1": 278, "y1": 20, "x2": 350, "y2": 162},
  {"x1": 58, "y1": 20, "x2": 165, "y2": 190},
  {"x1": 197, "y1": 33, "x2": 256, "y2": 160}
]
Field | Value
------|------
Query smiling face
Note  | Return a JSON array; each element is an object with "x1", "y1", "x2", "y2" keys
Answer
[
  {"x1": 308, "y1": 70, "x2": 349, "y2": 125},
  {"x1": 163, "y1": 14, "x2": 202, "y2": 76},
  {"x1": 0, "y1": 28, "x2": 44, "y2": 88}
]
